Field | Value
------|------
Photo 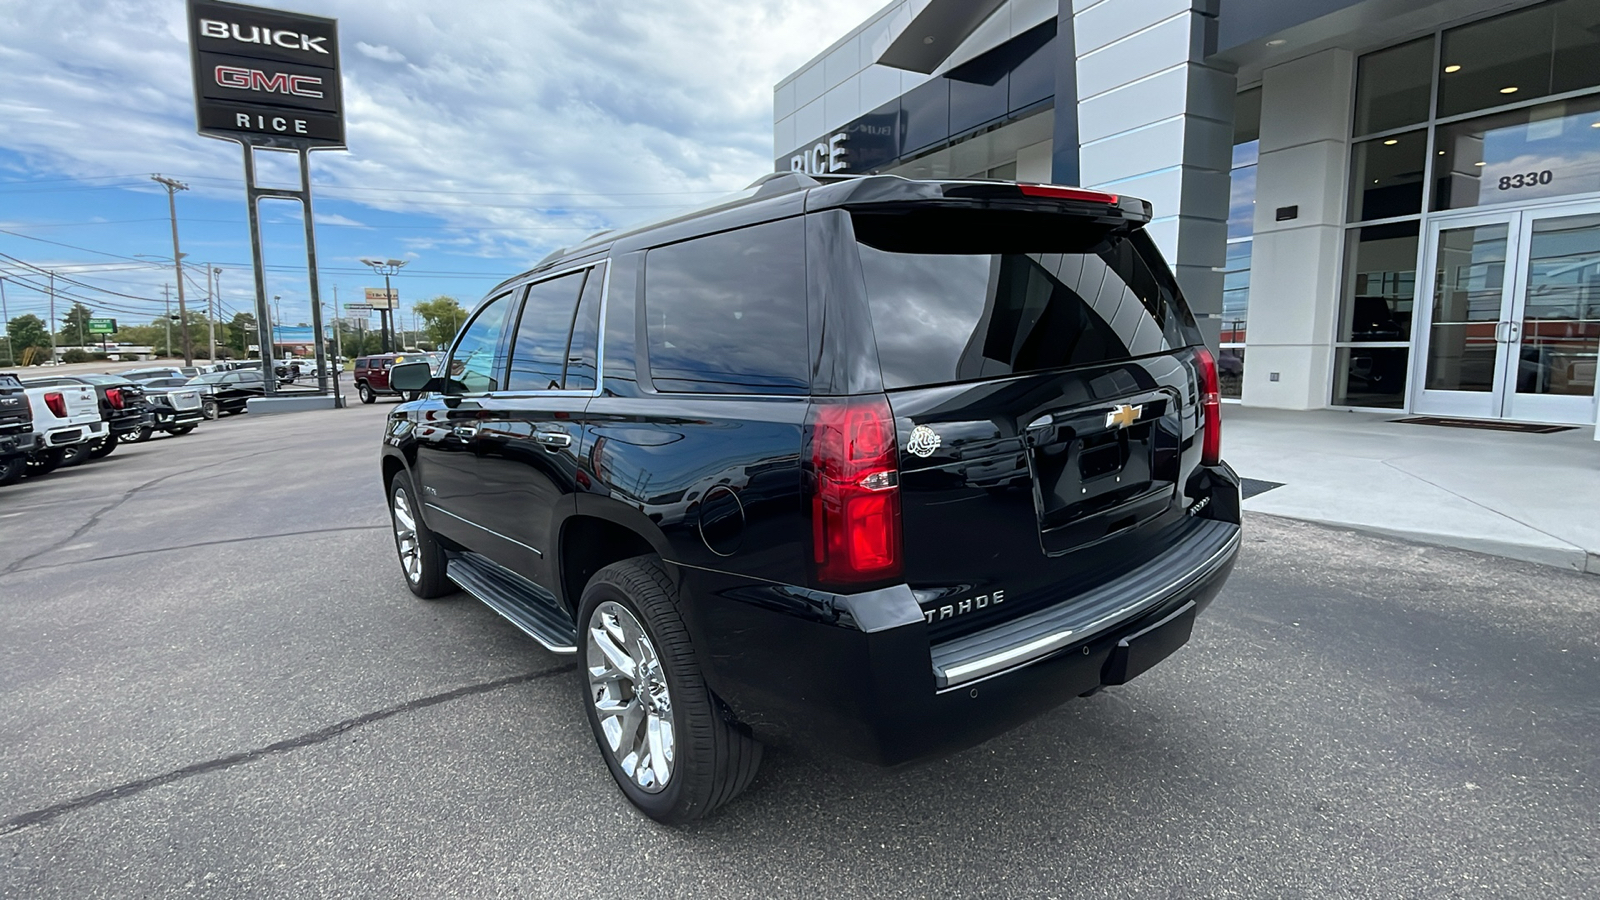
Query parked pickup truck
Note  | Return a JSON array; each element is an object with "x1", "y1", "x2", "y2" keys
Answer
[
  {"x1": 0, "y1": 372, "x2": 39, "y2": 486},
  {"x1": 23, "y1": 382, "x2": 106, "y2": 475}
]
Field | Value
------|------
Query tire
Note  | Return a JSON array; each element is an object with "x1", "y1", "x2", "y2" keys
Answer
[
  {"x1": 388, "y1": 475, "x2": 452, "y2": 599},
  {"x1": 122, "y1": 426, "x2": 154, "y2": 443},
  {"x1": 88, "y1": 435, "x2": 118, "y2": 459},
  {"x1": 201, "y1": 399, "x2": 219, "y2": 420},
  {"x1": 0, "y1": 455, "x2": 24, "y2": 486},
  {"x1": 401, "y1": 390, "x2": 420, "y2": 402},
  {"x1": 578, "y1": 557, "x2": 762, "y2": 824},
  {"x1": 26, "y1": 447, "x2": 66, "y2": 477},
  {"x1": 170, "y1": 425, "x2": 196, "y2": 436},
  {"x1": 358, "y1": 382, "x2": 376, "y2": 404},
  {"x1": 60, "y1": 443, "x2": 93, "y2": 467}
]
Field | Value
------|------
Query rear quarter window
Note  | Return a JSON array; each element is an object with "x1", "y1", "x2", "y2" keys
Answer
[{"x1": 643, "y1": 217, "x2": 809, "y2": 395}]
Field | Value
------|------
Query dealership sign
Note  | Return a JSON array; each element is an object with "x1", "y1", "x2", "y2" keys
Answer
[
  {"x1": 87, "y1": 318, "x2": 117, "y2": 335},
  {"x1": 187, "y1": 0, "x2": 344, "y2": 148},
  {"x1": 364, "y1": 288, "x2": 398, "y2": 310}
]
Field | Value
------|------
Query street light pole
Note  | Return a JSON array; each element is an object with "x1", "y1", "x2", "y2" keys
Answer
[
  {"x1": 151, "y1": 174, "x2": 194, "y2": 365},
  {"x1": 0, "y1": 276, "x2": 12, "y2": 366},
  {"x1": 359, "y1": 258, "x2": 408, "y2": 354},
  {"x1": 208, "y1": 266, "x2": 220, "y2": 364}
]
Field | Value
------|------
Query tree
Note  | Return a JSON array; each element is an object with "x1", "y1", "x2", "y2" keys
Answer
[
  {"x1": 227, "y1": 312, "x2": 258, "y2": 353},
  {"x1": 414, "y1": 296, "x2": 467, "y2": 349},
  {"x1": 60, "y1": 302, "x2": 93, "y2": 347},
  {"x1": 6, "y1": 314, "x2": 52, "y2": 365}
]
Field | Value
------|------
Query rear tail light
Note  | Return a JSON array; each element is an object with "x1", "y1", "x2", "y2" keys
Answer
[
  {"x1": 1193, "y1": 346, "x2": 1222, "y2": 466},
  {"x1": 106, "y1": 388, "x2": 124, "y2": 409},
  {"x1": 44, "y1": 392, "x2": 67, "y2": 418},
  {"x1": 809, "y1": 396, "x2": 902, "y2": 587}
]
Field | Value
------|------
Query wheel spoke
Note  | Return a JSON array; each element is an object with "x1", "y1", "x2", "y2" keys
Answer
[
  {"x1": 588, "y1": 627, "x2": 636, "y2": 681},
  {"x1": 647, "y1": 713, "x2": 670, "y2": 786}
]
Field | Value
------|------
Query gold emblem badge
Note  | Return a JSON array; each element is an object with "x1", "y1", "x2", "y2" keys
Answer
[{"x1": 1105, "y1": 403, "x2": 1143, "y2": 430}]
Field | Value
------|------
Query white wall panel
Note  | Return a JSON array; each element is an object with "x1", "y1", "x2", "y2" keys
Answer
[
  {"x1": 774, "y1": 81, "x2": 796, "y2": 120},
  {"x1": 1074, "y1": 0, "x2": 1190, "y2": 56},
  {"x1": 824, "y1": 79, "x2": 862, "y2": 133},
  {"x1": 1076, "y1": 65, "x2": 1189, "y2": 144},
  {"x1": 794, "y1": 63, "x2": 827, "y2": 109},
  {"x1": 794, "y1": 98, "x2": 825, "y2": 147},
  {"x1": 825, "y1": 35, "x2": 863, "y2": 88},
  {"x1": 1016, "y1": 139, "x2": 1053, "y2": 182},
  {"x1": 1077, "y1": 13, "x2": 1198, "y2": 101},
  {"x1": 860, "y1": 64, "x2": 903, "y2": 113},
  {"x1": 774, "y1": 115, "x2": 797, "y2": 158}
]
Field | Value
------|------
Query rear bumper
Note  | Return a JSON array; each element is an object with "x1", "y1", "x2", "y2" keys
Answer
[
  {"x1": 1, "y1": 430, "x2": 39, "y2": 456},
  {"x1": 695, "y1": 466, "x2": 1242, "y2": 767},
  {"x1": 42, "y1": 421, "x2": 108, "y2": 448}
]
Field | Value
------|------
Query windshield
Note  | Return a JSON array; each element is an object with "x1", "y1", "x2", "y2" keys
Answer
[
  {"x1": 850, "y1": 210, "x2": 1203, "y2": 390},
  {"x1": 189, "y1": 373, "x2": 227, "y2": 385}
]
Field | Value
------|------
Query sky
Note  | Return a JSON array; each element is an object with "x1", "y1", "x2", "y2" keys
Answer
[{"x1": 0, "y1": 0, "x2": 869, "y2": 337}]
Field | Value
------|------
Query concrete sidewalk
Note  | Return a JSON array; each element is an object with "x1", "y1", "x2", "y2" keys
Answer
[{"x1": 1224, "y1": 406, "x2": 1600, "y2": 575}]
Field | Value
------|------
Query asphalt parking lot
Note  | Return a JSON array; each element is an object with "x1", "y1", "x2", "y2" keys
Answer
[{"x1": 2, "y1": 402, "x2": 1597, "y2": 898}]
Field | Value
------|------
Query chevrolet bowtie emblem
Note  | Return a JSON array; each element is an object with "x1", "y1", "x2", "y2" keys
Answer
[{"x1": 1105, "y1": 403, "x2": 1143, "y2": 430}]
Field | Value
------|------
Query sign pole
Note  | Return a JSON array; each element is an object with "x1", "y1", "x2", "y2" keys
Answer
[
  {"x1": 300, "y1": 149, "x2": 339, "y2": 405},
  {"x1": 241, "y1": 146, "x2": 278, "y2": 396}
]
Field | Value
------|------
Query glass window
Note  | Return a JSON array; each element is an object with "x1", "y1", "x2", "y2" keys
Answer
[
  {"x1": 644, "y1": 218, "x2": 810, "y2": 395},
  {"x1": 1333, "y1": 347, "x2": 1410, "y2": 407},
  {"x1": 1349, "y1": 130, "x2": 1427, "y2": 221},
  {"x1": 1229, "y1": 88, "x2": 1261, "y2": 241},
  {"x1": 1338, "y1": 222, "x2": 1419, "y2": 342},
  {"x1": 1222, "y1": 240, "x2": 1252, "y2": 345},
  {"x1": 1518, "y1": 213, "x2": 1600, "y2": 397},
  {"x1": 1354, "y1": 37, "x2": 1434, "y2": 136},
  {"x1": 565, "y1": 265, "x2": 605, "y2": 391},
  {"x1": 507, "y1": 273, "x2": 584, "y2": 392},
  {"x1": 445, "y1": 292, "x2": 512, "y2": 394},
  {"x1": 1438, "y1": 2, "x2": 1558, "y2": 119},
  {"x1": 1425, "y1": 222, "x2": 1509, "y2": 392},
  {"x1": 1433, "y1": 95, "x2": 1600, "y2": 210},
  {"x1": 851, "y1": 210, "x2": 1199, "y2": 389}
]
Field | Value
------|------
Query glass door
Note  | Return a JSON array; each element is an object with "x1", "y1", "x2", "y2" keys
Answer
[
  {"x1": 1503, "y1": 208, "x2": 1600, "y2": 424},
  {"x1": 1413, "y1": 203, "x2": 1600, "y2": 424},
  {"x1": 1413, "y1": 211, "x2": 1519, "y2": 419}
]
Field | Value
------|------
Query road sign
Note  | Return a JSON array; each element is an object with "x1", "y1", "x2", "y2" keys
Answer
[
  {"x1": 343, "y1": 303, "x2": 373, "y2": 311},
  {"x1": 187, "y1": 0, "x2": 344, "y2": 150},
  {"x1": 87, "y1": 318, "x2": 117, "y2": 335},
  {"x1": 364, "y1": 288, "x2": 397, "y2": 310}
]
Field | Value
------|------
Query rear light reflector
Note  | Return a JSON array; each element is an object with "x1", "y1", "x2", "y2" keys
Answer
[
  {"x1": 44, "y1": 391, "x2": 67, "y2": 419},
  {"x1": 809, "y1": 396, "x2": 903, "y2": 587},
  {"x1": 1017, "y1": 184, "x2": 1119, "y2": 204},
  {"x1": 106, "y1": 388, "x2": 124, "y2": 409},
  {"x1": 1194, "y1": 346, "x2": 1222, "y2": 466}
]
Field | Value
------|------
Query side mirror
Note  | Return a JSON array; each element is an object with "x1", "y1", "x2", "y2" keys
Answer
[{"x1": 389, "y1": 360, "x2": 438, "y2": 393}]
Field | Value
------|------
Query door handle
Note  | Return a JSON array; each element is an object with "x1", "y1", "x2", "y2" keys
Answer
[
  {"x1": 452, "y1": 423, "x2": 480, "y2": 439},
  {"x1": 534, "y1": 430, "x2": 572, "y2": 448},
  {"x1": 1494, "y1": 321, "x2": 1509, "y2": 343}
]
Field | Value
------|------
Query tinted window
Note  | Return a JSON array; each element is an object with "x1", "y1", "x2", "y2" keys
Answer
[
  {"x1": 852, "y1": 210, "x2": 1198, "y2": 389},
  {"x1": 644, "y1": 218, "x2": 809, "y2": 395},
  {"x1": 507, "y1": 272, "x2": 584, "y2": 391},
  {"x1": 446, "y1": 292, "x2": 513, "y2": 394},
  {"x1": 565, "y1": 264, "x2": 604, "y2": 391}
]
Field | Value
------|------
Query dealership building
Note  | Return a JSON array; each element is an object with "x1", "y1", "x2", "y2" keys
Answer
[{"x1": 774, "y1": 0, "x2": 1600, "y2": 435}]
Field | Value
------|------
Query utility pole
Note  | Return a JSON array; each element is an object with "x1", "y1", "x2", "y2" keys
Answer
[
  {"x1": 163, "y1": 284, "x2": 172, "y2": 357},
  {"x1": 48, "y1": 270, "x2": 57, "y2": 363},
  {"x1": 208, "y1": 266, "x2": 220, "y2": 364},
  {"x1": 152, "y1": 174, "x2": 194, "y2": 365},
  {"x1": 0, "y1": 276, "x2": 12, "y2": 366}
]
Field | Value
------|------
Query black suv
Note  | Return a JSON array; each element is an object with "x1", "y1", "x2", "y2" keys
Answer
[
  {"x1": 0, "y1": 372, "x2": 37, "y2": 486},
  {"x1": 379, "y1": 174, "x2": 1241, "y2": 823}
]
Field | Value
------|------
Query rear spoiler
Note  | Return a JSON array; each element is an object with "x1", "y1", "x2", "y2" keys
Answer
[{"x1": 806, "y1": 175, "x2": 1153, "y2": 225}]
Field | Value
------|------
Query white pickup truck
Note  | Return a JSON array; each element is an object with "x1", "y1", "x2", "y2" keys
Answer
[{"x1": 24, "y1": 382, "x2": 106, "y2": 475}]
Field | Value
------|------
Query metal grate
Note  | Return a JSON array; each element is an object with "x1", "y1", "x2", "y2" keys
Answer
[{"x1": 1392, "y1": 417, "x2": 1576, "y2": 434}]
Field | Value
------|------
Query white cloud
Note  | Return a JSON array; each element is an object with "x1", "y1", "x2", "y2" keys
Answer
[
  {"x1": 0, "y1": 0, "x2": 874, "y2": 260},
  {"x1": 354, "y1": 41, "x2": 405, "y2": 64}
]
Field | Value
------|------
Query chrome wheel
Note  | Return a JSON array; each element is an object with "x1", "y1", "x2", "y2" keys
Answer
[
  {"x1": 390, "y1": 485, "x2": 422, "y2": 585},
  {"x1": 586, "y1": 601, "x2": 675, "y2": 793}
]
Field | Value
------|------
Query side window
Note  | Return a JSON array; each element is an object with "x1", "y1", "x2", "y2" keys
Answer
[
  {"x1": 564, "y1": 264, "x2": 605, "y2": 391},
  {"x1": 446, "y1": 292, "x2": 513, "y2": 394},
  {"x1": 644, "y1": 218, "x2": 809, "y2": 394},
  {"x1": 507, "y1": 272, "x2": 585, "y2": 391}
]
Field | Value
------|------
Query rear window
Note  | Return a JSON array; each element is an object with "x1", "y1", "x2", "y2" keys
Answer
[
  {"x1": 644, "y1": 217, "x2": 809, "y2": 395},
  {"x1": 851, "y1": 210, "x2": 1200, "y2": 389},
  {"x1": 0, "y1": 375, "x2": 22, "y2": 390}
]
